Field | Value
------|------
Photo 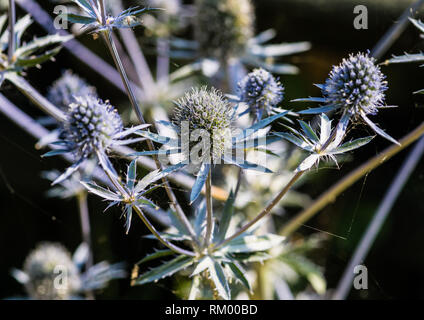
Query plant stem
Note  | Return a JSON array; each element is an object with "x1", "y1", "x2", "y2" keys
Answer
[
  {"x1": 280, "y1": 122, "x2": 424, "y2": 237},
  {"x1": 8, "y1": 0, "x2": 16, "y2": 63},
  {"x1": 157, "y1": 38, "x2": 170, "y2": 87},
  {"x1": 101, "y1": 29, "x2": 200, "y2": 249},
  {"x1": 132, "y1": 205, "x2": 196, "y2": 257},
  {"x1": 99, "y1": 0, "x2": 106, "y2": 25},
  {"x1": 214, "y1": 171, "x2": 304, "y2": 250},
  {"x1": 372, "y1": 0, "x2": 424, "y2": 60},
  {"x1": 76, "y1": 191, "x2": 94, "y2": 300},
  {"x1": 204, "y1": 170, "x2": 213, "y2": 248},
  {"x1": 112, "y1": 0, "x2": 156, "y2": 94},
  {"x1": 333, "y1": 136, "x2": 424, "y2": 300}
]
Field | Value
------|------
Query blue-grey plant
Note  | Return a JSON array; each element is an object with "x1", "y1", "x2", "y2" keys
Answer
[
  {"x1": 237, "y1": 68, "x2": 285, "y2": 120},
  {"x1": 0, "y1": 14, "x2": 70, "y2": 86},
  {"x1": 294, "y1": 52, "x2": 399, "y2": 145},
  {"x1": 276, "y1": 114, "x2": 374, "y2": 172},
  {"x1": 43, "y1": 95, "x2": 149, "y2": 185},
  {"x1": 133, "y1": 86, "x2": 287, "y2": 203},
  {"x1": 386, "y1": 18, "x2": 424, "y2": 95},
  {"x1": 47, "y1": 70, "x2": 97, "y2": 110},
  {"x1": 11, "y1": 242, "x2": 126, "y2": 300}
]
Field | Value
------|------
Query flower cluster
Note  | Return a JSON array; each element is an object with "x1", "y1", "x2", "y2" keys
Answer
[{"x1": 238, "y1": 68, "x2": 285, "y2": 119}]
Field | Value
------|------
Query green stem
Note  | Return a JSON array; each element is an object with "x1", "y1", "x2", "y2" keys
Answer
[
  {"x1": 214, "y1": 171, "x2": 304, "y2": 250},
  {"x1": 280, "y1": 122, "x2": 424, "y2": 237},
  {"x1": 8, "y1": 0, "x2": 16, "y2": 63},
  {"x1": 132, "y1": 205, "x2": 196, "y2": 257},
  {"x1": 101, "y1": 29, "x2": 200, "y2": 250},
  {"x1": 76, "y1": 191, "x2": 94, "y2": 300},
  {"x1": 204, "y1": 170, "x2": 213, "y2": 248}
]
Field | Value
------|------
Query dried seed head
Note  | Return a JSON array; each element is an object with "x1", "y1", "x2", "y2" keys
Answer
[
  {"x1": 64, "y1": 96, "x2": 123, "y2": 159},
  {"x1": 47, "y1": 70, "x2": 97, "y2": 110},
  {"x1": 173, "y1": 87, "x2": 234, "y2": 162},
  {"x1": 323, "y1": 52, "x2": 387, "y2": 117},
  {"x1": 23, "y1": 243, "x2": 80, "y2": 300},
  {"x1": 195, "y1": 0, "x2": 254, "y2": 61},
  {"x1": 238, "y1": 68, "x2": 284, "y2": 117}
]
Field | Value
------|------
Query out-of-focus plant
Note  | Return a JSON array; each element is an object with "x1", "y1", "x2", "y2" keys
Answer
[{"x1": 11, "y1": 242, "x2": 126, "y2": 300}]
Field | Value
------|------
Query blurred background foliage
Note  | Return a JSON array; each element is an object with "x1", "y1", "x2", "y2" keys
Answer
[{"x1": 1, "y1": 0, "x2": 424, "y2": 299}]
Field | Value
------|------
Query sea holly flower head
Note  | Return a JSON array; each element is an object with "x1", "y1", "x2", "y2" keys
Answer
[
  {"x1": 323, "y1": 52, "x2": 387, "y2": 117},
  {"x1": 294, "y1": 52, "x2": 399, "y2": 145},
  {"x1": 11, "y1": 242, "x2": 126, "y2": 300},
  {"x1": 132, "y1": 86, "x2": 288, "y2": 203},
  {"x1": 194, "y1": 0, "x2": 254, "y2": 61},
  {"x1": 47, "y1": 70, "x2": 97, "y2": 110},
  {"x1": 276, "y1": 114, "x2": 374, "y2": 172},
  {"x1": 43, "y1": 95, "x2": 149, "y2": 185},
  {"x1": 237, "y1": 68, "x2": 285, "y2": 120},
  {"x1": 173, "y1": 87, "x2": 235, "y2": 164}
]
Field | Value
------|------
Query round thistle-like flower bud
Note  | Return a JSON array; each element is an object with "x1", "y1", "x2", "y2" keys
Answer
[
  {"x1": 238, "y1": 68, "x2": 284, "y2": 118},
  {"x1": 23, "y1": 243, "x2": 80, "y2": 300},
  {"x1": 48, "y1": 70, "x2": 97, "y2": 110},
  {"x1": 64, "y1": 96, "x2": 123, "y2": 159},
  {"x1": 173, "y1": 87, "x2": 234, "y2": 163},
  {"x1": 323, "y1": 52, "x2": 387, "y2": 116},
  {"x1": 194, "y1": 0, "x2": 254, "y2": 61}
]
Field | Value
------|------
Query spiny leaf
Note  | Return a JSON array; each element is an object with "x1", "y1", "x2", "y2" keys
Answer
[{"x1": 133, "y1": 255, "x2": 194, "y2": 286}]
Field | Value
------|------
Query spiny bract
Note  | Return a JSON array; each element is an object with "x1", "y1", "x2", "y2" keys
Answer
[
  {"x1": 64, "y1": 95, "x2": 123, "y2": 159},
  {"x1": 238, "y1": 68, "x2": 284, "y2": 118},
  {"x1": 23, "y1": 243, "x2": 80, "y2": 300},
  {"x1": 47, "y1": 70, "x2": 97, "y2": 110},
  {"x1": 323, "y1": 52, "x2": 387, "y2": 117},
  {"x1": 173, "y1": 87, "x2": 234, "y2": 162},
  {"x1": 194, "y1": 0, "x2": 254, "y2": 61}
]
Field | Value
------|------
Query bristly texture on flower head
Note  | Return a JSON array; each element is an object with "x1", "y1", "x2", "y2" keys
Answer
[
  {"x1": 295, "y1": 52, "x2": 399, "y2": 145},
  {"x1": 194, "y1": 0, "x2": 254, "y2": 61},
  {"x1": 173, "y1": 87, "x2": 235, "y2": 163},
  {"x1": 22, "y1": 243, "x2": 80, "y2": 300},
  {"x1": 47, "y1": 70, "x2": 97, "y2": 110},
  {"x1": 323, "y1": 52, "x2": 387, "y2": 116},
  {"x1": 238, "y1": 68, "x2": 284, "y2": 119},
  {"x1": 44, "y1": 96, "x2": 148, "y2": 185},
  {"x1": 64, "y1": 96, "x2": 123, "y2": 159}
]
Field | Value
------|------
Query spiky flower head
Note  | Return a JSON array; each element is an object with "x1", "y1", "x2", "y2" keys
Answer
[
  {"x1": 194, "y1": 0, "x2": 254, "y2": 61},
  {"x1": 23, "y1": 243, "x2": 80, "y2": 300},
  {"x1": 323, "y1": 52, "x2": 387, "y2": 117},
  {"x1": 238, "y1": 68, "x2": 285, "y2": 119},
  {"x1": 47, "y1": 70, "x2": 97, "y2": 110},
  {"x1": 64, "y1": 96, "x2": 123, "y2": 159},
  {"x1": 173, "y1": 87, "x2": 234, "y2": 162}
]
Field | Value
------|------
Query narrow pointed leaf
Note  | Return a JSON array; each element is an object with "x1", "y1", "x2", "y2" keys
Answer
[
  {"x1": 133, "y1": 255, "x2": 194, "y2": 285},
  {"x1": 136, "y1": 250, "x2": 174, "y2": 265},
  {"x1": 222, "y1": 234, "x2": 285, "y2": 253},
  {"x1": 190, "y1": 163, "x2": 210, "y2": 204},
  {"x1": 208, "y1": 261, "x2": 231, "y2": 300}
]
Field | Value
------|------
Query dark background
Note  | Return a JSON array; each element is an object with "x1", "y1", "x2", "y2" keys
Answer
[{"x1": 1, "y1": 0, "x2": 424, "y2": 299}]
